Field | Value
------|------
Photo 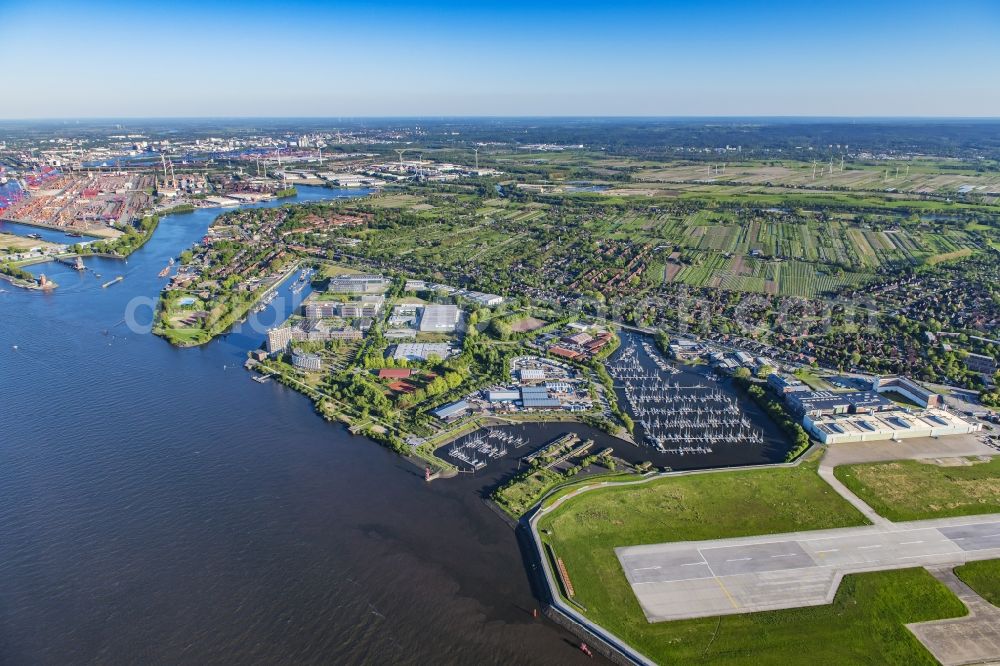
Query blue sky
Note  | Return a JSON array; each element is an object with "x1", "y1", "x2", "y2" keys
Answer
[{"x1": 1, "y1": 0, "x2": 998, "y2": 118}]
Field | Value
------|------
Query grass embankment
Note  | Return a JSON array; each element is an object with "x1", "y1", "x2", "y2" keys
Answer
[
  {"x1": 955, "y1": 559, "x2": 1000, "y2": 607},
  {"x1": 833, "y1": 457, "x2": 1000, "y2": 521},
  {"x1": 537, "y1": 458, "x2": 947, "y2": 663},
  {"x1": 538, "y1": 472, "x2": 642, "y2": 509},
  {"x1": 495, "y1": 468, "x2": 563, "y2": 516},
  {"x1": 158, "y1": 203, "x2": 196, "y2": 215},
  {"x1": 494, "y1": 444, "x2": 628, "y2": 517}
]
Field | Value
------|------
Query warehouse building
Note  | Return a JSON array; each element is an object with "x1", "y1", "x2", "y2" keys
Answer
[
  {"x1": 805, "y1": 408, "x2": 981, "y2": 444},
  {"x1": 392, "y1": 342, "x2": 452, "y2": 362},
  {"x1": 419, "y1": 304, "x2": 460, "y2": 332},
  {"x1": 788, "y1": 390, "x2": 894, "y2": 418},
  {"x1": 868, "y1": 376, "x2": 941, "y2": 409},
  {"x1": 463, "y1": 292, "x2": 503, "y2": 307},
  {"x1": 520, "y1": 386, "x2": 562, "y2": 410},
  {"x1": 519, "y1": 367, "x2": 546, "y2": 383},
  {"x1": 432, "y1": 399, "x2": 470, "y2": 421},
  {"x1": 487, "y1": 389, "x2": 521, "y2": 403}
]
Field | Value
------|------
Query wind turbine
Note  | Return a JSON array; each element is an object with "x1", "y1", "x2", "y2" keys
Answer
[
  {"x1": 473, "y1": 148, "x2": 479, "y2": 170},
  {"x1": 395, "y1": 149, "x2": 406, "y2": 170}
]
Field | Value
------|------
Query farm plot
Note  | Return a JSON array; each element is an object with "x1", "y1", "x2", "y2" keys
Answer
[
  {"x1": 777, "y1": 260, "x2": 818, "y2": 297},
  {"x1": 674, "y1": 252, "x2": 728, "y2": 287},
  {"x1": 698, "y1": 224, "x2": 741, "y2": 252}
]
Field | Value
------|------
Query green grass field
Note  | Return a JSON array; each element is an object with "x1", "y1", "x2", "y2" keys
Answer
[
  {"x1": 494, "y1": 467, "x2": 562, "y2": 516},
  {"x1": 955, "y1": 559, "x2": 1000, "y2": 607},
  {"x1": 833, "y1": 457, "x2": 1000, "y2": 521},
  {"x1": 536, "y1": 459, "x2": 904, "y2": 662}
]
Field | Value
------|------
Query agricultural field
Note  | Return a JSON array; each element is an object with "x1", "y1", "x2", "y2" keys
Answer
[
  {"x1": 316, "y1": 158, "x2": 999, "y2": 302},
  {"x1": 572, "y1": 197, "x2": 987, "y2": 297},
  {"x1": 627, "y1": 159, "x2": 1000, "y2": 202}
]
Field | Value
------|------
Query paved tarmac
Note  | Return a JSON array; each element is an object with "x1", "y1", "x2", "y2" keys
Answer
[
  {"x1": 616, "y1": 514, "x2": 1000, "y2": 622},
  {"x1": 908, "y1": 567, "x2": 1000, "y2": 666},
  {"x1": 821, "y1": 435, "x2": 995, "y2": 468}
]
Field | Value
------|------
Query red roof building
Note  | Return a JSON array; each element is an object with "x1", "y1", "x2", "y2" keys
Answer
[{"x1": 548, "y1": 346, "x2": 581, "y2": 360}]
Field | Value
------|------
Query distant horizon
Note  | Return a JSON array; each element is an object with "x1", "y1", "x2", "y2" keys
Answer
[
  {"x1": 4, "y1": 115, "x2": 1000, "y2": 123},
  {"x1": 1, "y1": 0, "x2": 998, "y2": 119}
]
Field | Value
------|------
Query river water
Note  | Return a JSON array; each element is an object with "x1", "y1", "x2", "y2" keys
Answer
[{"x1": 0, "y1": 186, "x2": 595, "y2": 665}]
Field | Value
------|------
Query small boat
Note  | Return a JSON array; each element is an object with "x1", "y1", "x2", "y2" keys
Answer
[
  {"x1": 65, "y1": 231, "x2": 84, "y2": 238},
  {"x1": 26, "y1": 233, "x2": 42, "y2": 240}
]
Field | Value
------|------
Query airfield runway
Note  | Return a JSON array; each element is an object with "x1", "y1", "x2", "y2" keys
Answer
[{"x1": 616, "y1": 514, "x2": 1000, "y2": 622}]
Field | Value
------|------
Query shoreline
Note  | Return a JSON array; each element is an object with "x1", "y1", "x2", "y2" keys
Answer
[
  {"x1": 244, "y1": 325, "x2": 796, "y2": 487},
  {"x1": 0, "y1": 271, "x2": 57, "y2": 291},
  {"x1": 0, "y1": 215, "x2": 118, "y2": 239}
]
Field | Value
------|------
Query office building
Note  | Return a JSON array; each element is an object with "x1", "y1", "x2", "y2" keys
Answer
[
  {"x1": 291, "y1": 350, "x2": 322, "y2": 372},
  {"x1": 266, "y1": 326, "x2": 293, "y2": 354}
]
